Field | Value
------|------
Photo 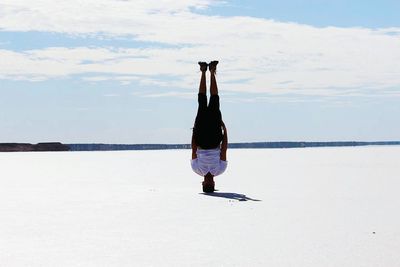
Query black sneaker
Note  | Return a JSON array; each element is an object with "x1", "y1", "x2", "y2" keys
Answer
[
  {"x1": 198, "y1": 61, "x2": 208, "y2": 72},
  {"x1": 209, "y1": 60, "x2": 219, "y2": 73}
]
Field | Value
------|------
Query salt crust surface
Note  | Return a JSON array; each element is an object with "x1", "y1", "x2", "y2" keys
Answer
[{"x1": 1, "y1": 146, "x2": 400, "y2": 266}]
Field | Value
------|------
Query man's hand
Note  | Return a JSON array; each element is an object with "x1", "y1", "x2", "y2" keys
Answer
[
  {"x1": 221, "y1": 120, "x2": 226, "y2": 133},
  {"x1": 191, "y1": 131, "x2": 197, "y2": 159},
  {"x1": 220, "y1": 120, "x2": 228, "y2": 161}
]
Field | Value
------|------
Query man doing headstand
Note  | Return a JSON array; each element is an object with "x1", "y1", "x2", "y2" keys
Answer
[{"x1": 191, "y1": 60, "x2": 228, "y2": 193}]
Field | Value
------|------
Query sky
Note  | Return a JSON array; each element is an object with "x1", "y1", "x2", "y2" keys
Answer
[{"x1": 1, "y1": 0, "x2": 399, "y2": 144}]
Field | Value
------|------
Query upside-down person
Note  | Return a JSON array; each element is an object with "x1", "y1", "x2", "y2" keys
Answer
[{"x1": 191, "y1": 60, "x2": 228, "y2": 193}]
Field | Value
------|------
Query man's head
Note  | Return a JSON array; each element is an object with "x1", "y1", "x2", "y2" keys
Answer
[{"x1": 203, "y1": 172, "x2": 215, "y2": 193}]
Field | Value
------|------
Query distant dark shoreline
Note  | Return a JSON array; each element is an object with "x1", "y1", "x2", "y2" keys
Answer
[
  {"x1": 69, "y1": 141, "x2": 400, "y2": 151},
  {"x1": 0, "y1": 142, "x2": 70, "y2": 152},
  {"x1": 1, "y1": 141, "x2": 399, "y2": 152}
]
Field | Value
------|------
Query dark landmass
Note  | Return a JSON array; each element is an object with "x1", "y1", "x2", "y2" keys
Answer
[
  {"x1": 68, "y1": 143, "x2": 190, "y2": 151},
  {"x1": 1, "y1": 141, "x2": 399, "y2": 152},
  {"x1": 0, "y1": 142, "x2": 70, "y2": 152},
  {"x1": 227, "y1": 141, "x2": 400, "y2": 149},
  {"x1": 68, "y1": 141, "x2": 400, "y2": 151}
]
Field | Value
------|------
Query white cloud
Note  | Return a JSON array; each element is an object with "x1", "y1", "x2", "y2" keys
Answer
[
  {"x1": 141, "y1": 91, "x2": 194, "y2": 98},
  {"x1": 0, "y1": 0, "x2": 220, "y2": 40},
  {"x1": 103, "y1": 93, "x2": 119, "y2": 97},
  {"x1": 0, "y1": 0, "x2": 400, "y2": 97}
]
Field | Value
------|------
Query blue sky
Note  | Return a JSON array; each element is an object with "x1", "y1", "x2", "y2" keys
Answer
[
  {"x1": 200, "y1": 0, "x2": 400, "y2": 28},
  {"x1": 1, "y1": 0, "x2": 399, "y2": 143}
]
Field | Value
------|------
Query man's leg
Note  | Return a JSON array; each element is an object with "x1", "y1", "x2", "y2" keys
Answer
[
  {"x1": 208, "y1": 60, "x2": 220, "y2": 110},
  {"x1": 194, "y1": 62, "x2": 208, "y2": 147},
  {"x1": 207, "y1": 61, "x2": 223, "y2": 147},
  {"x1": 196, "y1": 62, "x2": 208, "y2": 114},
  {"x1": 198, "y1": 62, "x2": 207, "y2": 95},
  {"x1": 209, "y1": 60, "x2": 218, "y2": 96}
]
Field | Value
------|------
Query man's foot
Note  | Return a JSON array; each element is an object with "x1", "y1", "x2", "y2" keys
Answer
[
  {"x1": 209, "y1": 60, "x2": 219, "y2": 73},
  {"x1": 198, "y1": 61, "x2": 208, "y2": 72}
]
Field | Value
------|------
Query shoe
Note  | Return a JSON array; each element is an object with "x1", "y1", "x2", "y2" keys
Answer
[
  {"x1": 209, "y1": 60, "x2": 219, "y2": 73},
  {"x1": 198, "y1": 61, "x2": 208, "y2": 72}
]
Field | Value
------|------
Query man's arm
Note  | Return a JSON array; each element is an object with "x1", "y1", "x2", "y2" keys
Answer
[
  {"x1": 191, "y1": 131, "x2": 197, "y2": 159},
  {"x1": 220, "y1": 121, "x2": 228, "y2": 161}
]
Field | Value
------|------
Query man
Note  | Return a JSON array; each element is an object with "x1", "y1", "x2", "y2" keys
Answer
[{"x1": 191, "y1": 60, "x2": 228, "y2": 193}]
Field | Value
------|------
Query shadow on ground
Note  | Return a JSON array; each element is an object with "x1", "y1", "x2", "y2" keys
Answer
[{"x1": 200, "y1": 192, "x2": 261, "y2": 201}]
